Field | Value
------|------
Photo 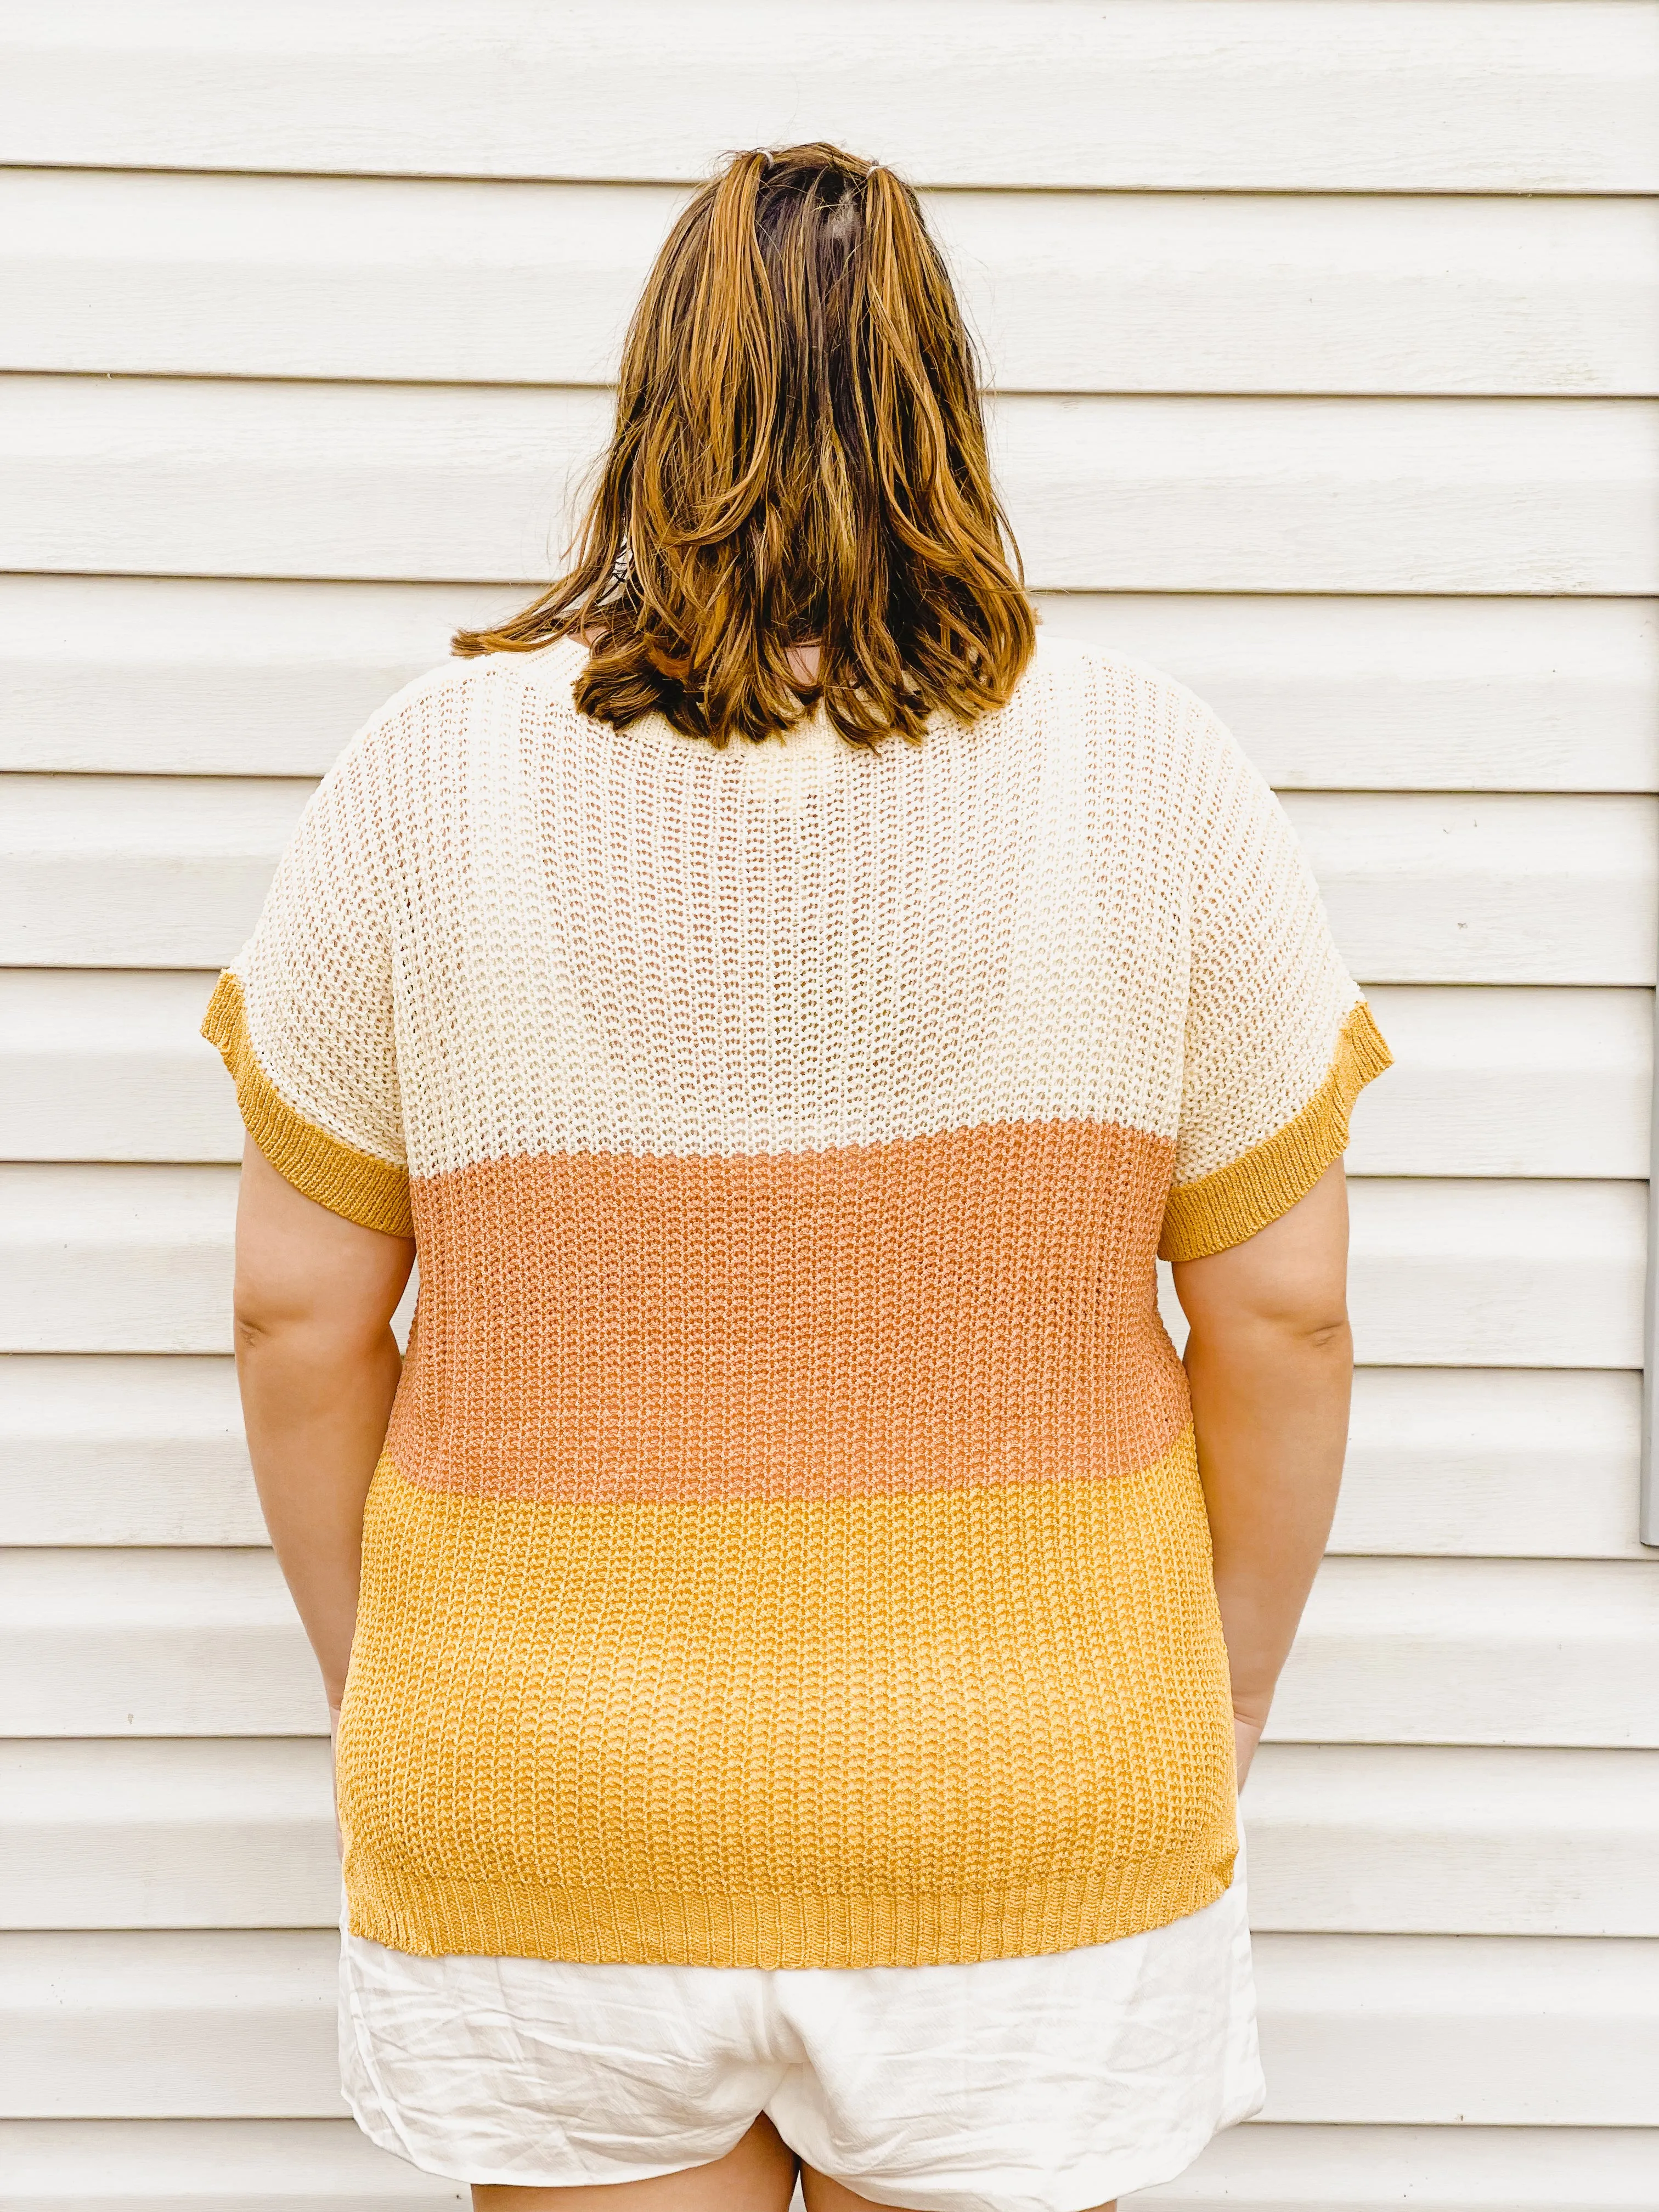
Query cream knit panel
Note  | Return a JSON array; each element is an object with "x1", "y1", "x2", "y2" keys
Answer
[
  {"x1": 345, "y1": 636, "x2": 1239, "y2": 1181},
  {"x1": 1169, "y1": 702, "x2": 1363, "y2": 1190},
  {"x1": 226, "y1": 633, "x2": 1365, "y2": 1192},
  {"x1": 231, "y1": 709, "x2": 410, "y2": 1172}
]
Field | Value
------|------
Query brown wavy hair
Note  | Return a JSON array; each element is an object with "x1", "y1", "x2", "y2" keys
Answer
[{"x1": 452, "y1": 143, "x2": 1036, "y2": 748}]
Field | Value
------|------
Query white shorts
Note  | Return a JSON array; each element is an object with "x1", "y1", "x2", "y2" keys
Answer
[{"x1": 339, "y1": 1853, "x2": 1264, "y2": 2212}]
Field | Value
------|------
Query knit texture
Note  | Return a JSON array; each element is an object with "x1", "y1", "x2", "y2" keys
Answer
[{"x1": 205, "y1": 632, "x2": 1389, "y2": 1968}]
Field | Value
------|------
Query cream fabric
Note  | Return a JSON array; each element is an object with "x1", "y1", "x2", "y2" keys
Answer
[
  {"x1": 231, "y1": 631, "x2": 1363, "y2": 1183},
  {"x1": 338, "y1": 1848, "x2": 1263, "y2": 2211}
]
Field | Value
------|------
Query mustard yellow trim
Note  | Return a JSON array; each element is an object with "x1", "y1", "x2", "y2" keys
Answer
[
  {"x1": 1159, "y1": 998, "x2": 1393, "y2": 1263},
  {"x1": 202, "y1": 970, "x2": 413, "y2": 1237}
]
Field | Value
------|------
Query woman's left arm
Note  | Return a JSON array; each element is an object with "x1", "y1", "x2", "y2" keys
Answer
[
  {"x1": 1172, "y1": 1161, "x2": 1355, "y2": 1788},
  {"x1": 233, "y1": 1138, "x2": 415, "y2": 1717}
]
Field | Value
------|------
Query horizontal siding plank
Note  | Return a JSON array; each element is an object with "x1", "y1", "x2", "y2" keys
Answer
[
  {"x1": 0, "y1": 1169, "x2": 240, "y2": 1359},
  {"x1": 0, "y1": 2119, "x2": 461, "y2": 2208},
  {"x1": 0, "y1": 577, "x2": 512, "y2": 781},
  {"x1": 9, "y1": 1740, "x2": 1657, "y2": 1938},
  {"x1": 1, "y1": 2124, "x2": 1655, "y2": 2212},
  {"x1": 2, "y1": 1359, "x2": 1642, "y2": 1560},
  {"x1": 0, "y1": 1933, "x2": 346, "y2": 2120},
  {"x1": 0, "y1": 778, "x2": 312, "y2": 972},
  {"x1": 1286, "y1": 794, "x2": 1658, "y2": 988},
  {"x1": 5, "y1": 378, "x2": 1656, "y2": 594},
  {"x1": 2, "y1": 1, "x2": 1654, "y2": 191},
  {"x1": 1255, "y1": 1934, "x2": 1659, "y2": 2125},
  {"x1": 7, "y1": 975, "x2": 1645, "y2": 1179},
  {"x1": 0, "y1": 1551, "x2": 324, "y2": 1737},
  {"x1": 3, "y1": 2121, "x2": 1654, "y2": 2212},
  {"x1": 6, "y1": 1928, "x2": 1657, "y2": 2123},
  {"x1": 0, "y1": 1172, "x2": 421, "y2": 1363},
  {"x1": 5, "y1": 1169, "x2": 1645, "y2": 1368},
  {"x1": 0, "y1": 973, "x2": 244, "y2": 1167},
  {"x1": 0, "y1": 1357, "x2": 259, "y2": 1548},
  {"x1": 7, "y1": 172, "x2": 1657, "y2": 397},
  {"x1": 1241, "y1": 1745, "x2": 1659, "y2": 1936},
  {"x1": 7, "y1": 580, "x2": 1655, "y2": 791},
  {"x1": 1, "y1": 1742, "x2": 336, "y2": 1932},
  {"x1": 1274, "y1": 1558, "x2": 1659, "y2": 1748},
  {"x1": 1053, "y1": 595, "x2": 1659, "y2": 795},
  {"x1": 1350, "y1": 988, "x2": 1651, "y2": 1178},
  {"x1": 1139, "y1": 2123, "x2": 1659, "y2": 2210},
  {"x1": 9, "y1": 778, "x2": 1654, "y2": 985},
  {"x1": 6, "y1": 1550, "x2": 1656, "y2": 1745},
  {"x1": 1344, "y1": 1178, "x2": 1645, "y2": 1370},
  {"x1": 1334, "y1": 1367, "x2": 1644, "y2": 1560},
  {"x1": 1157, "y1": 1177, "x2": 1649, "y2": 1369}
]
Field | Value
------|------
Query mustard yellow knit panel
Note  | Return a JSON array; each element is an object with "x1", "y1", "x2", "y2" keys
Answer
[{"x1": 336, "y1": 1427, "x2": 1237, "y2": 1967}]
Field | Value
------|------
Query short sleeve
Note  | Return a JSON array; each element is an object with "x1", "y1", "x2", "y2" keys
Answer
[
  {"x1": 201, "y1": 733, "x2": 412, "y2": 1237},
  {"x1": 1159, "y1": 720, "x2": 1392, "y2": 1263}
]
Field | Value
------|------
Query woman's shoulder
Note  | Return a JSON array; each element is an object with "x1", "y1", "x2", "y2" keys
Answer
[
  {"x1": 325, "y1": 639, "x2": 591, "y2": 777},
  {"x1": 1018, "y1": 629, "x2": 1242, "y2": 778}
]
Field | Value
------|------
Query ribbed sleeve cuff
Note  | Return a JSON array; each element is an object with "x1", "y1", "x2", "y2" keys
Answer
[
  {"x1": 1159, "y1": 998, "x2": 1393, "y2": 1263},
  {"x1": 202, "y1": 970, "x2": 414, "y2": 1237}
]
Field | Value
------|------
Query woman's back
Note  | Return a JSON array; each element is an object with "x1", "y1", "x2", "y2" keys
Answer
[
  {"x1": 212, "y1": 141, "x2": 1389, "y2": 2203},
  {"x1": 208, "y1": 624, "x2": 1383, "y2": 1967}
]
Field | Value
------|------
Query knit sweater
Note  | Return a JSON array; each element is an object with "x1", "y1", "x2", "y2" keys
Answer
[{"x1": 205, "y1": 631, "x2": 1389, "y2": 1970}]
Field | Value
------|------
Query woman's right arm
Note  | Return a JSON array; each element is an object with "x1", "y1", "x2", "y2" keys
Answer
[{"x1": 233, "y1": 1138, "x2": 415, "y2": 1714}]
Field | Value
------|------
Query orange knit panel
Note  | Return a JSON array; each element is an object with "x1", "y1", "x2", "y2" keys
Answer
[{"x1": 388, "y1": 1115, "x2": 1185, "y2": 1504}]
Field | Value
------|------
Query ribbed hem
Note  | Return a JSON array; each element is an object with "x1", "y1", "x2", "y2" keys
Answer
[
  {"x1": 202, "y1": 969, "x2": 414, "y2": 1237},
  {"x1": 1159, "y1": 998, "x2": 1393, "y2": 1263},
  {"x1": 342, "y1": 1835, "x2": 1239, "y2": 1969}
]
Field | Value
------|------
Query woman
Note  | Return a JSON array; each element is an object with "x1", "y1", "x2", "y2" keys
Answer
[{"x1": 209, "y1": 144, "x2": 1389, "y2": 2212}]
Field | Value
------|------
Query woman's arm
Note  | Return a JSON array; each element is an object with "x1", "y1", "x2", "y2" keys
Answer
[
  {"x1": 1172, "y1": 1160, "x2": 1354, "y2": 1787},
  {"x1": 233, "y1": 1138, "x2": 415, "y2": 1713}
]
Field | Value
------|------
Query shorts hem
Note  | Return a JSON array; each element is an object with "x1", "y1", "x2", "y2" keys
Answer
[
  {"x1": 789, "y1": 2106, "x2": 1266, "y2": 2212},
  {"x1": 342, "y1": 2089, "x2": 755, "y2": 2190},
  {"x1": 341, "y1": 2081, "x2": 1267, "y2": 2208}
]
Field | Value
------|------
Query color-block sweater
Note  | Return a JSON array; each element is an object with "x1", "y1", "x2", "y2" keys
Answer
[{"x1": 205, "y1": 632, "x2": 1389, "y2": 1971}]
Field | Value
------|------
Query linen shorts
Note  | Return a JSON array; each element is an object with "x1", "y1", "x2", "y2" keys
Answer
[{"x1": 338, "y1": 1848, "x2": 1264, "y2": 2212}]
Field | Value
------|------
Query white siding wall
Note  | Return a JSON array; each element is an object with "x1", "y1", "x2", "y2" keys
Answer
[{"x1": 2, "y1": 3, "x2": 1656, "y2": 2203}]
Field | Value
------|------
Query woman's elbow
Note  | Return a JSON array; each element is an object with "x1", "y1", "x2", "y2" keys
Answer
[
  {"x1": 232, "y1": 1276, "x2": 321, "y2": 1356},
  {"x1": 1294, "y1": 1309, "x2": 1353, "y2": 1356},
  {"x1": 1187, "y1": 1299, "x2": 1352, "y2": 1361}
]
